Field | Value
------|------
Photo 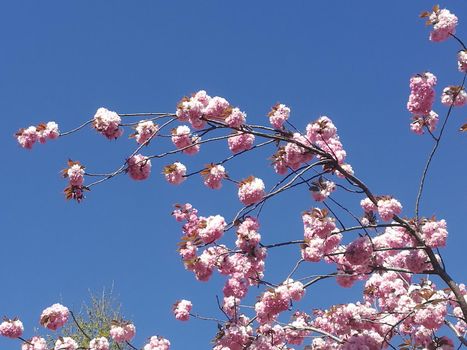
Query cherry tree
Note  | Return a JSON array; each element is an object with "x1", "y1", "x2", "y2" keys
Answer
[{"x1": 3, "y1": 4, "x2": 467, "y2": 350}]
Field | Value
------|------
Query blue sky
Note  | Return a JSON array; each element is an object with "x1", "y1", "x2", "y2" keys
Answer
[{"x1": 1, "y1": 1, "x2": 466, "y2": 349}]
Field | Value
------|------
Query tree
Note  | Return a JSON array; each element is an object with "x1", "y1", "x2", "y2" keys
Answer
[{"x1": 2, "y1": 3, "x2": 467, "y2": 350}]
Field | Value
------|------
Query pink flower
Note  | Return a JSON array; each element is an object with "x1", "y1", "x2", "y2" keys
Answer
[
  {"x1": 225, "y1": 108, "x2": 246, "y2": 128},
  {"x1": 228, "y1": 132, "x2": 255, "y2": 153},
  {"x1": 377, "y1": 197, "x2": 402, "y2": 221},
  {"x1": 143, "y1": 336, "x2": 171, "y2": 350},
  {"x1": 310, "y1": 178, "x2": 335, "y2": 201},
  {"x1": 40, "y1": 303, "x2": 69, "y2": 330},
  {"x1": 238, "y1": 176, "x2": 265, "y2": 205},
  {"x1": 54, "y1": 337, "x2": 78, "y2": 350},
  {"x1": 0, "y1": 318, "x2": 23, "y2": 338},
  {"x1": 163, "y1": 162, "x2": 186, "y2": 185},
  {"x1": 236, "y1": 217, "x2": 261, "y2": 252},
  {"x1": 134, "y1": 120, "x2": 158, "y2": 144},
  {"x1": 268, "y1": 103, "x2": 290, "y2": 129},
  {"x1": 21, "y1": 336, "x2": 47, "y2": 350},
  {"x1": 407, "y1": 72, "x2": 437, "y2": 117},
  {"x1": 172, "y1": 125, "x2": 192, "y2": 148},
  {"x1": 458, "y1": 50, "x2": 467, "y2": 73},
  {"x1": 38, "y1": 121, "x2": 60, "y2": 143},
  {"x1": 410, "y1": 111, "x2": 439, "y2": 135},
  {"x1": 66, "y1": 164, "x2": 85, "y2": 186},
  {"x1": 110, "y1": 322, "x2": 136, "y2": 343},
  {"x1": 420, "y1": 218, "x2": 448, "y2": 247},
  {"x1": 423, "y1": 7, "x2": 458, "y2": 42},
  {"x1": 203, "y1": 96, "x2": 231, "y2": 121},
  {"x1": 16, "y1": 125, "x2": 38, "y2": 149},
  {"x1": 173, "y1": 299, "x2": 192, "y2": 321},
  {"x1": 441, "y1": 86, "x2": 467, "y2": 107},
  {"x1": 198, "y1": 215, "x2": 226, "y2": 243},
  {"x1": 360, "y1": 198, "x2": 377, "y2": 213},
  {"x1": 345, "y1": 237, "x2": 373, "y2": 265},
  {"x1": 127, "y1": 154, "x2": 151, "y2": 180},
  {"x1": 89, "y1": 337, "x2": 110, "y2": 350},
  {"x1": 93, "y1": 107, "x2": 123, "y2": 139},
  {"x1": 306, "y1": 116, "x2": 337, "y2": 143},
  {"x1": 202, "y1": 164, "x2": 226, "y2": 189}
]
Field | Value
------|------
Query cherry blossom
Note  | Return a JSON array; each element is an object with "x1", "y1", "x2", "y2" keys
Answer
[{"x1": 39, "y1": 303, "x2": 69, "y2": 330}]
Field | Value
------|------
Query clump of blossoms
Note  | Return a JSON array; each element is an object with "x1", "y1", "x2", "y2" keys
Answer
[
  {"x1": 0, "y1": 318, "x2": 23, "y2": 338},
  {"x1": 441, "y1": 86, "x2": 467, "y2": 107},
  {"x1": 54, "y1": 336, "x2": 78, "y2": 350},
  {"x1": 171, "y1": 125, "x2": 200, "y2": 155},
  {"x1": 421, "y1": 5, "x2": 458, "y2": 42},
  {"x1": 198, "y1": 214, "x2": 226, "y2": 244},
  {"x1": 407, "y1": 72, "x2": 439, "y2": 134},
  {"x1": 201, "y1": 164, "x2": 227, "y2": 189},
  {"x1": 225, "y1": 107, "x2": 246, "y2": 127},
  {"x1": 213, "y1": 315, "x2": 253, "y2": 350},
  {"x1": 93, "y1": 107, "x2": 123, "y2": 139},
  {"x1": 228, "y1": 131, "x2": 255, "y2": 153},
  {"x1": 16, "y1": 121, "x2": 59, "y2": 149},
  {"x1": 238, "y1": 176, "x2": 265, "y2": 205},
  {"x1": 143, "y1": 336, "x2": 170, "y2": 350},
  {"x1": 361, "y1": 196, "x2": 403, "y2": 222},
  {"x1": 109, "y1": 321, "x2": 136, "y2": 343},
  {"x1": 62, "y1": 160, "x2": 86, "y2": 202},
  {"x1": 268, "y1": 103, "x2": 290, "y2": 129},
  {"x1": 21, "y1": 336, "x2": 47, "y2": 350},
  {"x1": 163, "y1": 162, "x2": 186, "y2": 185},
  {"x1": 89, "y1": 337, "x2": 110, "y2": 350},
  {"x1": 306, "y1": 116, "x2": 347, "y2": 164},
  {"x1": 39, "y1": 303, "x2": 69, "y2": 330},
  {"x1": 127, "y1": 154, "x2": 151, "y2": 180},
  {"x1": 173, "y1": 299, "x2": 192, "y2": 321},
  {"x1": 459, "y1": 50, "x2": 467, "y2": 72},
  {"x1": 310, "y1": 177, "x2": 335, "y2": 201},
  {"x1": 132, "y1": 120, "x2": 159, "y2": 144}
]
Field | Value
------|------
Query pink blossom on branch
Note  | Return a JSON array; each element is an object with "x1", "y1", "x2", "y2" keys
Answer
[
  {"x1": 268, "y1": 103, "x2": 290, "y2": 129},
  {"x1": 0, "y1": 318, "x2": 23, "y2": 338},
  {"x1": 89, "y1": 337, "x2": 110, "y2": 350},
  {"x1": 109, "y1": 322, "x2": 136, "y2": 343},
  {"x1": 173, "y1": 299, "x2": 192, "y2": 321},
  {"x1": 459, "y1": 50, "x2": 467, "y2": 72},
  {"x1": 163, "y1": 162, "x2": 186, "y2": 185},
  {"x1": 39, "y1": 303, "x2": 69, "y2": 330},
  {"x1": 238, "y1": 176, "x2": 265, "y2": 205},
  {"x1": 421, "y1": 6, "x2": 458, "y2": 42},
  {"x1": 376, "y1": 196, "x2": 402, "y2": 222},
  {"x1": 16, "y1": 121, "x2": 59, "y2": 149},
  {"x1": 228, "y1": 131, "x2": 255, "y2": 153},
  {"x1": 133, "y1": 120, "x2": 159, "y2": 145},
  {"x1": 441, "y1": 86, "x2": 467, "y2": 107},
  {"x1": 201, "y1": 164, "x2": 227, "y2": 190},
  {"x1": 54, "y1": 337, "x2": 78, "y2": 350},
  {"x1": 127, "y1": 154, "x2": 151, "y2": 180},
  {"x1": 143, "y1": 336, "x2": 171, "y2": 350},
  {"x1": 21, "y1": 336, "x2": 47, "y2": 350},
  {"x1": 93, "y1": 107, "x2": 123, "y2": 140}
]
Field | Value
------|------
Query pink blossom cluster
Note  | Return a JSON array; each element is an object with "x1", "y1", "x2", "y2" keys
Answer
[
  {"x1": 143, "y1": 336, "x2": 171, "y2": 350},
  {"x1": 54, "y1": 337, "x2": 78, "y2": 350},
  {"x1": 268, "y1": 103, "x2": 290, "y2": 129},
  {"x1": 173, "y1": 299, "x2": 192, "y2": 321},
  {"x1": 163, "y1": 162, "x2": 186, "y2": 185},
  {"x1": 171, "y1": 125, "x2": 200, "y2": 155},
  {"x1": 459, "y1": 50, "x2": 467, "y2": 72},
  {"x1": 255, "y1": 279, "x2": 304, "y2": 324},
  {"x1": 93, "y1": 107, "x2": 123, "y2": 139},
  {"x1": 127, "y1": 154, "x2": 151, "y2": 180},
  {"x1": 21, "y1": 336, "x2": 47, "y2": 350},
  {"x1": 345, "y1": 236, "x2": 373, "y2": 266},
  {"x1": 301, "y1": 208, "x2": 341, "y2": 262},
  {"x1": 89, "y1": 337, "x2": 110, "y2": 350},
  {"x1": 62, "y1": 160, "x2": 86, "y2": 202},
  {"x1": 306, "y1": 116, "x2": 347, "y2": 164},
  {"x1": 238, "y1": 176, "x2": 265, "y2": 205},
  {"x1": 198, "y1": 214, "x2": 226, "y2": 244},
  {"x1": 422, "y1": 7, "x2": 458, "y2": 42},
  {"x1": 419, "y1": 217, "x2": 448, "y2": 247},
  {"x1": 177, "y1": 90, "x2": 241, "y2": 129},
  {"x1": 284, "y1": 312, "x2": 311, "y2": 346},
  {"x1": 310, "y1": 177, "x2": 335, "y2": 201},
  {"x1": 441, "y1": 86, "x2": 467, "y2": 107},
  {"x1": 361, "y1": 196, "x2": 402, "y2": 222},
  {"x1": 201, "y1": 164, "x2": 226, "y2": 189},
  {"x1": 235, "y1": 217, "x2": 261, "y2": 252},
  {"x1": 283, "y1": 133, "x2": 314, "y2": 170},
  {"x1": 228, "y1": 131, "x2": 255, "y2": 154},
  {"x1": 0, "y1": 318, "x2": 23, "y2": 338},
  {"x1": 109, "y1": 322, "x2": 136, "y2": 343},
  {"x1": 16, "y1": 121, "x2": 59, "y2": 149},
  {"x1": 133, "y1": 120, "x2": 159, "y2": 144},
  {"x1": 407, "y1": 72, "x2": 438, "y2": 134},
  {"x1": 40, "y1": 303, "x2": 69, "y2": 330},
  {"x1": 213, "y1": 316, "x2": 253, "y2": 350}
]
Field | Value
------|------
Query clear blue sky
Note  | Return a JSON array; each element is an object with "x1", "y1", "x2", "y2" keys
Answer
[{"x1": 1, "y1": 1, "x2": 466, "y2": 349}]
